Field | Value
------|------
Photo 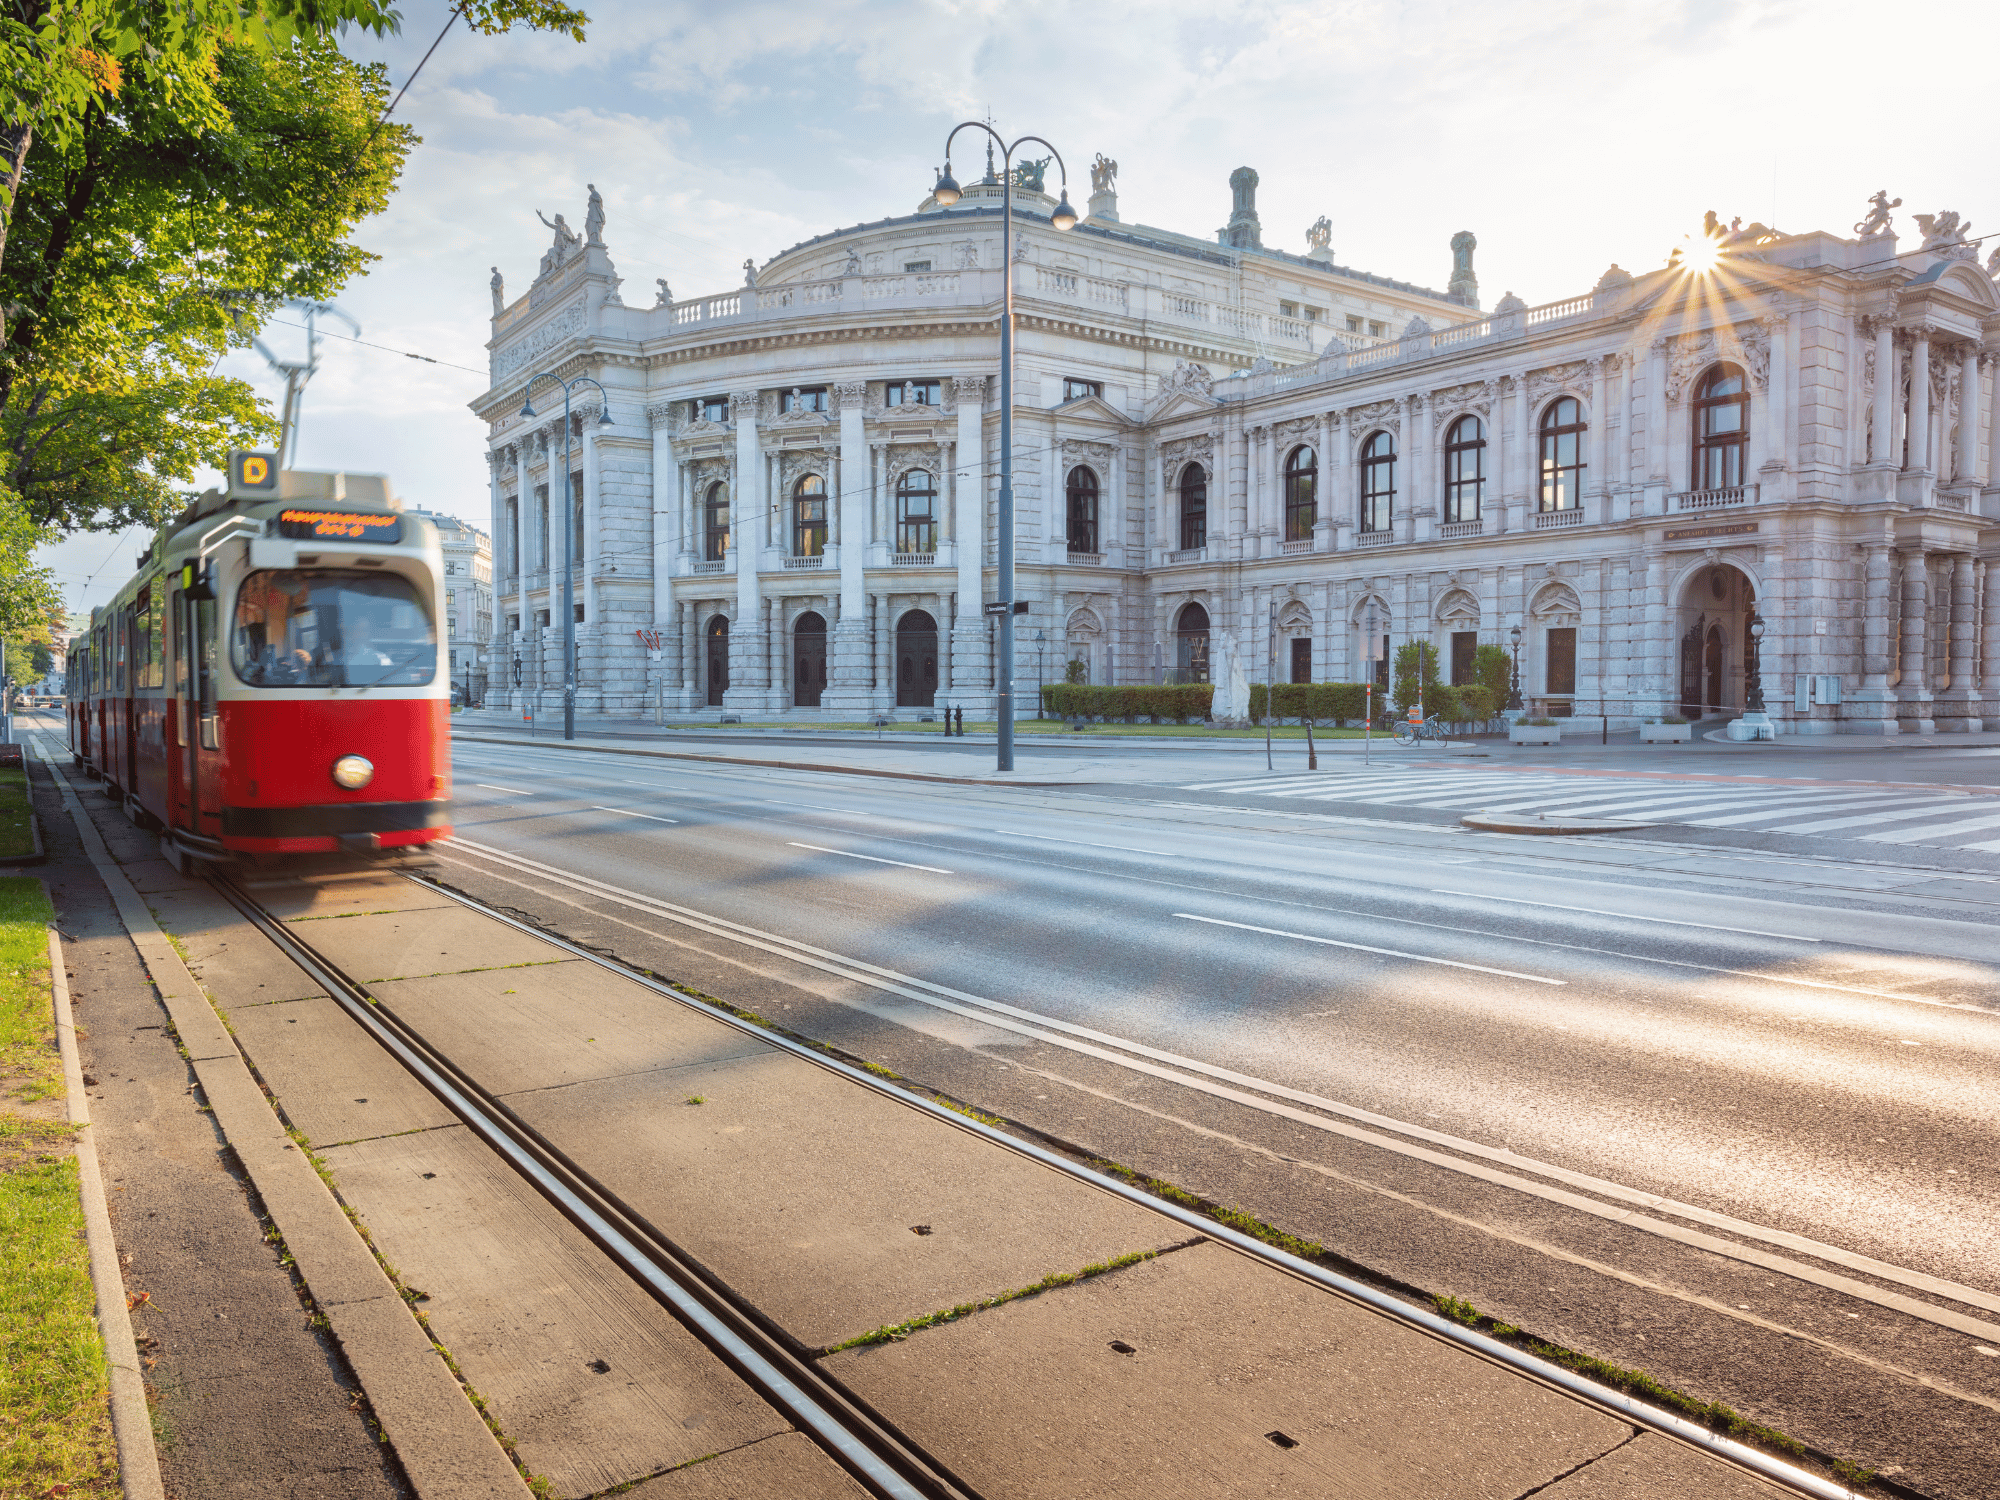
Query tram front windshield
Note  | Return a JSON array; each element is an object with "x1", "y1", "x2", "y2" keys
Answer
[{"x1": 233, "y1": 570, "x2": 437, "y2": 688}]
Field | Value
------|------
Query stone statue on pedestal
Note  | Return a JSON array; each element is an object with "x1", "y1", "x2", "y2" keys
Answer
[
  {"x1": 490, "y1": 266, "x2": 505, "y2": 316},
  {"x1": 742, "y1": 258, "x2": 758, "y2": 288},
  {"x1": 535, "y1": 210, "x2": 580, "y2": 277},
  {"x1": 654, "y1": 278, "x2": 672, "y2": 309},
  {"x1": 1090, "y1": 154, "x2": 1117, "y2": 194},
  {"x1": 585, "y1": 183, "x2": 605, "y2": 245},
  {"x1": 1306, "y1": 216, "x2": 1332, "y2": 253},
  {"x1": 1854, "y1": 191, "x2": 1900, "y2": 238}
]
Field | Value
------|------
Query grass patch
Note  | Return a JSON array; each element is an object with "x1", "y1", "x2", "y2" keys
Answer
[
  {"x1": 0, "y1": 767, "x2": 33, "y2": 859},
  {"x1": 0, "y1": 875, "x2": 118, "y2": 1497},
  {"x1": 825, "y1": 1249, "x2": 1156, "y2": 1354},
  {"x1": 1087, "y1": 1157, "x2": 1324, "y2": 1260}
]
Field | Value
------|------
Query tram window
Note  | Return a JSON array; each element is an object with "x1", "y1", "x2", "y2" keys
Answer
[{"x1": 232, "y1": 570, "x2": 437, "y2": 688}]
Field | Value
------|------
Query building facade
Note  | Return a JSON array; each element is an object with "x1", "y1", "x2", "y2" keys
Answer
[
  {"x1": 411, "y1": 509, "x2": 492, "y2": 691},
  {"x1": 474, "y1": 168, "x2": 2000, "y2": 733}
]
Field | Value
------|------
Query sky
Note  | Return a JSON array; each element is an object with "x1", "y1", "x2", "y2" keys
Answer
[{"x1": 33, "y1": 0, "x2": 1993, "y2": 621}]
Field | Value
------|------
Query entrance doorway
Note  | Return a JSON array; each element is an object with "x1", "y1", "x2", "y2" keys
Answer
[
  {"x1": 1675, "y1": 563, "x2": 1753, "y2": 718},
  {"x1": 896, "y1": 610, "x2": 938, "y2": 708},
  {"x1": 1172, "y1": 601, "x2": 1210, "y2": 684},
  {"x1": 793, "y1": 611, "x2": 826, "y2": 708},
  {"x1": 705, "y1": 615, "x2": 729, "y2": 706}
]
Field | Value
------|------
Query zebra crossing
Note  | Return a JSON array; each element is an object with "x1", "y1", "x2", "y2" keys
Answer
[{"x1": 1177, "y1": 768, "x2": 2000, "y2": 852}]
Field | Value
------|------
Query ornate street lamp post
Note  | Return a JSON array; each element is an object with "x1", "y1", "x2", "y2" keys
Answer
[
  {"x1": 518, "y1": 371, "x2": 613, "y2": 741},
  {"x1": 930, "y1": 125, "x2": 1080, "y2": 771},
  {"x1": 1745, "y1": 612, "x2": 1766, "y2": 714},
  {"x1": 1507, "y1": 624, "x2": 1524, "y2": 712}
]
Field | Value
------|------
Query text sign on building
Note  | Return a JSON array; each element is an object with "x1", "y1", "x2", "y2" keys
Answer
[
  {"x1": 277, "y1": 509, "x2": 405, "y2": 543},
  {"x1": 1663, "y1": 521, "x2": 1758, "y2": 543}
]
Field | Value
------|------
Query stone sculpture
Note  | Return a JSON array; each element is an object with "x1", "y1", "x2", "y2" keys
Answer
[
  {"x1": 742, "y1": 258, "x2": 758, "y2": 288},
  {"x1": 1914, "y1": 210, "x2": 1973, "y2": 258},
  {"x1": 1306, "y1": 216, "x2": 1332, "y2": 252},
  {"x1": 1162, "y1": 359, "x2": 1214, "y2": 398},
  {"x1": 1091, "y1": 154, "x2": 1117, "y2": 194},
  {"x1": 585, "y1": 183, "x2": 605, "y2": 246},
  {"x1": 490, "y1": 266, "x2": 505, "y2": 315},
  {"x1": 1012, "y1": 156, "x2": 1051, "y2": 193},
  {"x1": 654, "y1": 278, "x2": 672, "y2": 309},
  {"x1": 535, "y1": 210, "x2": 580, "y2": 277},
  {"x1": 1854, "y1": 191, "x2": 1900, "y2": 238}
]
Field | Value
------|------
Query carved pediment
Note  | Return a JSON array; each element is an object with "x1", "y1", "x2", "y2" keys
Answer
[{"x1": 492, "y1": 302, "x2": 586, "y2": 378}]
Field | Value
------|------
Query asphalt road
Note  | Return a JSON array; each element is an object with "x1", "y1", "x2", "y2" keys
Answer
[{"x1": 437, "y1": 737, "x2": 2000, "y2": 1496}]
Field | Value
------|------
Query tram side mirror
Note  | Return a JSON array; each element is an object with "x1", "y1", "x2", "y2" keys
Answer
[{"x1": 180, "y1": 560, "x2": 216, "y2": 602}]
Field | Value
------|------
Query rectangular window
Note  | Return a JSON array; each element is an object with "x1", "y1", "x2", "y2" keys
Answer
[
  {"x1": 1279, "y1": 301, "x2": 1298, "y2": 318},
  {"x1": 780, "y1": 387, "x2": 827, "y2": 413},
  {"x1": 1290, "y1": 637, "x2": 1312, "y2": 684},
  {"x1": 504, "y1": 498, "x2": 518, "y2": 573},
  {"x1": 1346, "y1": 315, "x2": 1362, "y2": 332},
  {"x1": 903, "y1": 260, "x2": 932, "y2": 272},
  {"x1": 1546, "y1": 627, "x2": 1577, "y2": 696},
  {"x1": 534, "y1": 609, "x2": 550, "y2": 628},
  {"x1": 1368, "y1": 320, "x2": 1386, "y2": 338},
  {"x1": 230, "y1": 570, "x2": 437, "y2": 688},
  {"x1": 534, "y1": 484, "x2": 549, "y2": 568},
  {"x1": 570, "y1": 472, "x2": 584, "y2": 566},
  {"x1": 698, "y1": 396, "x2": 729, "y2": 423},
  {"x1": 1062, "y1": 378, "x2": 1102, "y2": 402},
  {"x1": 1304, "y1": 307, "x2": 1324, "y2": 322},
  {"x1": 884, "y1": 380, "x2": 941, "y2": 407},
  {"x1": 507, "y1": 614, "x2": 519, "y2": 632},
  {"x1": 574, "y1": 604, "x2": 585, "y2": 623},
  {"x1": 1451, "y1": 631, "x2": 1477, "y2": 686}
]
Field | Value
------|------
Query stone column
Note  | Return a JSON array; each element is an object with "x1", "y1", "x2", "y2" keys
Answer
[
  {"x1": 1898, "y1": 550, "x2": 1934, "y2": 732},
  {"x1": 1957, "y1": 345, "x2": 1982, "y2": 487},
  {"x1": 1511, "y1": 372, "x2": 1532, "y2": 531},
  {"x1": 767, "y1": 597, "x2": 785, "y2": 710},
  {"x1": 725, "y1": 389, "x2": 765, "y2": 710},
  {"x1": 1403, "y1": 394, "x2": 1424, "y2": 543},
  {"x1": 950, "y1": 376, "x2": 990, "y2": 704},
  {"x1": 1646, "y1": 339, "x2": 1669, "y2": 510},
  {"x1": 648, "y1": 404, "x2": 677, "y2": 658},
  {"x1": 1758, "y1": 313, "x2": 1789, "y2": 487},
  {"x1": 1861, "y1": 544, "x2": 1894, "y2": 689},
  {"x1": 1987, "y1": 354, "x2": 2000, "y2": 493},
  {"x1": 682, "y1": 599, "x2": 699, "y2": 704},
  {"x1": 829, "y1": 381, "x2": 871, "y2": 712},
  {"x1": 1982, "y1": 558, "x2": 2000, "y2": 699},
  {"x1": 671, "y1": 598, "x2": 689, "y2": 703},
  {"x1": 1871, "y1": 319, "x2": 1897, "y2": 468},
  {"x1": 1939, "y1": 554, "x2": 1981, "y2": 731},
  {"x1": 938, "y1": 592, "x2": 954, "y2": 697},
  {"x1": 1906, "y1": 332, "x2": 1931, "y2": 474},
  {"x1": 1588, "y1": 357, "x2": 1610, "y2": 518},
  {"x1": 875, "y1": 594, "x2": 894, "y2": 711},
  {"x1": 1265, "y1": 423, "x2": 1284, "y2": 555},
  {"x1": 576, "y1": 419, "x2": 603, "y2": 709},
  {"x1": 1316, "y1": 412, "x2": 1337, "y2": 549}
]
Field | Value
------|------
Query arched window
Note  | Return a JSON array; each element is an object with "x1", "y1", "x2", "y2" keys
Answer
[
  {"x1": 1692, "y1": 365, "x2": 1749, "y2": 491},
  {"x1": 1284, "y1": 445, "x2": 1317, "y2": 541},
  {"x1": 792, "y1": 610, "x2": 826, "y2": 708},
  {"x1": 1442, "y1": 417, "x2": 1485, "y2": 524},
  {"x1": 1174, "y1": 601, "x2": 1210, "y2": 684},
  {"x1": 1066, "y1": 466, "x2": 1099, "y2": 554},
  {"x1": 1538, "y1": 398, "x2": 1586, "y2": 512},
  {"x1": 1359, "y1": 432, "x2": 1396, "y2": 534},
  {"x1": 895, "y1": 470, "x2": 936, "y2": 553},
  {"x1": 702, "y1": 481, "x2": 731, "y2": 561},
  {"x1": 1178, "y1": 465, "x2": 1207, "y2": 550},
  {"x1": 704, "y1": 613, "x2": 729, "y2": 705},
  {"x1": 792, "y1": 474, "x2": 827, "y2": 557}
]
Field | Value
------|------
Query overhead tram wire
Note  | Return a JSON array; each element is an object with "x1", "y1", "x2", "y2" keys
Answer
[{"x1": 267, "y1": 318, "x2": 485, "y2": 375}]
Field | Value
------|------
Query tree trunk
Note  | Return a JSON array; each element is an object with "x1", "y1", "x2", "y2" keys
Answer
[{"x1": 0, "y1": 120, "x2": 33, "y2": 343}]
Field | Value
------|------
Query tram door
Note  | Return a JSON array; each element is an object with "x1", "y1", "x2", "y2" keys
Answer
[{"x1": 174, "y1": 575, "x2": 223, "y2": 838}]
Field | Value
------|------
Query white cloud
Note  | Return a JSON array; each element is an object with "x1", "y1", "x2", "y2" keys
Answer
[{"x1": 39, "y1": 0, "x2": 1989, "y2": 614}]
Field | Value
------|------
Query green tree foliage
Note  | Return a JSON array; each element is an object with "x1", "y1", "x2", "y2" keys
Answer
[
  {"x1": 1392, "y1": 639, "x2": 1440, "y2": 716},
  {"x1": 1473, "y1": 642, "x2": 1511, "y2": 706},
  {"x1": 0, "y1": 492, "x2": 58, "y2": 642}
]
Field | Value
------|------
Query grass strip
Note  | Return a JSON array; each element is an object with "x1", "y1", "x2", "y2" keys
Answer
[
  {"x1": 0, "y1": 767, "x2": 32, "y2": 859},
  {"x1": 0, "y1": 875, "x2": 118, "y2": 1496},
  {"x1": 824, "y1": 1250, "x2": 1157, "y2": 1355}
]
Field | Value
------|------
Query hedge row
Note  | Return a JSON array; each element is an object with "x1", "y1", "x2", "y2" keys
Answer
[
  {"x1": 1040, "y1": 683, "x2": 1216, "y2": 723},
  {"x1": 1247, "y1": 682, "x2": 1500, "y2": 726}
]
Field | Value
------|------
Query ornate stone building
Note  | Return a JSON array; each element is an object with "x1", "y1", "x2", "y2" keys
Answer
[{"x1": 474, "y1": 169, "x2": 2000, "y2": 733}]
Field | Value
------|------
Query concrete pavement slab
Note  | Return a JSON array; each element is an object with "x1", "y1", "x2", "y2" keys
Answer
[
  {"x1": 230, "y1": 995, "x2": 461, "y2": 1147},
  {"x1": 825, "y1": 1241, "x2": 1635, "y2": 1500},
  {"x1": 370, "y1": 962, "x2": 770, "y2": 1094},
  {"x1": 625, "y1": 1434, "x2": 869, "y2": 1497},
  {"x1": 254, "y1": 872, "x2": 463, "y2": 922},
  {"x1": 297, "y1": 904, "x2": 569, "y2": 982},
  {"x1": 1533, "y1": 1432, "x2": 1794, "y2": 1498},
  {"x1": 512, "y1": 1047, "x2": 1180, "y2": 1350},
  {"x1": 322, "y1": 1125, "x2": 788, "y2": 1498}
]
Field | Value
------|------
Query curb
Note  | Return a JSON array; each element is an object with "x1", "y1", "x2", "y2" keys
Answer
[
  {"x1": 34, "y1": 738, "x2": 532, "y2": 1499},
  {"x1": 1461, "y1": 812, "x2": 1660, "y2": 836},
  {"x1": 47, "y1": 912, "x2": 166, "y2": 1500},
  {"x1": 451, "y1": 731, "x2": 1075, "y2": 786}
]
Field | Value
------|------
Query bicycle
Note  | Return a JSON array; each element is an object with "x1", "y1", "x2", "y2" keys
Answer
[{"x1": 1390, "y1": 711, "x2": 1450, "y2": 748}]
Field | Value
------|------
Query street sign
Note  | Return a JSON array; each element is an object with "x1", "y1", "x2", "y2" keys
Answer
[{"x1": 984, "y1": 601, "x2": 1031, "y2": 616}]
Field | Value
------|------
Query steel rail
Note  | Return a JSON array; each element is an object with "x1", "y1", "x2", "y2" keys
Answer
[
  {"x1": 412, "y1": 852, "x2": 1870, "y2": 1500},
  {"x1": 205, "y1": 872, "x2": 979, "y2": 1500}
]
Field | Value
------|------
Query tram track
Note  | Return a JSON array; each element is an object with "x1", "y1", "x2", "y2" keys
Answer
[{"x1": 206, "y1": 857, "x2": 1876, "y2": 1500}]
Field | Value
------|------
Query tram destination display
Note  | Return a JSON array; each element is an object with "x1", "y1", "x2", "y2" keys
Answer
[{"x1": 277, "y1": 508, "x2": 404, "y2": 543}]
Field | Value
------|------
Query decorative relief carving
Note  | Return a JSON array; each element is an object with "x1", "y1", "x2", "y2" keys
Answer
[
  {"x1": 1430, "y1": 379, "x2": 1495, "y2": 428},
  {"x1": 953, "y1": 241, "x2": 979, "y2": 269},
  {"x1": 884, "y1": 443, "x2": 943, "y2": 488},
  {"x1": 1272, "y1": 416, "x2": 1317, "y2": 442},
  {"x1": 1061, "y1": 438, "x2": 1117, "y2": 464},
  {"x1": 1161, "y1": 359, "x2": 1214, "y2": 398},
  {"x1": 1663, "y1": 324, "x2": 1771, "y2": 404},
  {"x1": 675, "y1": 416, "x2": 731, "y2": 441},
  {"x1": 729, "y1": 390, "x2": 759, "y2": 421},
  {"x1": 1526, "y1": 362, "x2": 1589, "y2": 403},
  {"x1": 778, "y1": 450, "x2": 832, "y2": 491},
  {"x1": 646, "y1": 401, "x2": 680, "y2": 429},
  {"x1": 1158, "y1": 434, "x2": 1215, "y2": 477},
  {"x1": 951, "y1": 374, "x2": 987, "y2": 404},
  {"x1": 833, "y1": 380, "x2": 868, "y2": 414},
  {"x1": 492, "y1": 302, "x2": 586, "y2": 377}
]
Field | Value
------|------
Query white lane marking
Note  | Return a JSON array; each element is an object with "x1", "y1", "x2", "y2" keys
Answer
[
  {"x1": 1174, "y1": 913, "x2": 1565, "y2": 985},
  {"x1": 787, "y1": 843, "x2": 953, "y2": 874},
  {"x1": 435, "y1": 836, "x2": 2000, "y2": 1341},
  {"x1": 1752, "y1": 799, "x2": 1995, "y2": 835},
  {"x1": 997, "y1": 829, "x2": 1179, "y2": 857},
  {"x1": 1863, "y1": 811, "x2": 2000, "y2": 845},
  {"x1": 590, "y1": 807, "x2": 679, "y2": 823},
  {"x1": 1430, "y1": 890, "x2": 1820, "y2": 942},
  {"x1": 474, "y1": 783, "x2": 537, "y2": 796}
]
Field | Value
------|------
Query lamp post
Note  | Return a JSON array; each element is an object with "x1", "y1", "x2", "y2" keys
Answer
[
  {"x1": 1034, "y1": 629, "x2": 1046, "y2": 720},
  {"x1": 517, "y1": 371, "x2": 613, "y2": 741},
  {"x1": 1507, "y1": 624, "x2": 1524, "y2": 712},
  {"x1": 930, "y1": 124, "x2": 1080, "y2": 771},
  {"x1": 1745, "y1": 611, "x2": 1766, "y2": 714}
]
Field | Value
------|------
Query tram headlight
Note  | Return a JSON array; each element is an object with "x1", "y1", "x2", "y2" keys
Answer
[{"x1": 331, "y1": 754, "x2": 375, "y2": 790}]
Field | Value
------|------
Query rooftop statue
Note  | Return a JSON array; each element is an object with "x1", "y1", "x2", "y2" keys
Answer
[
  {"x1": 585, "y1": 183, "x2": 606, "y2": 246},
  {"x1": 1090, "y1": 154, "x2": 1117, "y2": 194},
  {"x1": 535, "y1": 210, "x2": 580, "y2": 277},
  {"x1": 1306, "y1": 216, "x2": 1332, "y2": 252},
  {"x1": 742, "y1": 257, "x2": 759, "y2": 288},
  {"x1": 654, "y1": 278, "x2": 672, "y2": 309},
  {"x1": 490, "y1": 265, "x2": 505, "y2": 316},
  {"x1": 1854, "y1": 190, "x2": 1900, "y2": 238},
  {"x1": 1914, "y1": 210, "x2": 1973, "y2": 258},
  {"x1": 1012, "y1": 155, "x2": 1051, "y2": 193}
]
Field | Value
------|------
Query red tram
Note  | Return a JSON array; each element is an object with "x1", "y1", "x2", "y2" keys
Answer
[{"x1": 68, "y1": 452, "x2": 452, "y2": 866}]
